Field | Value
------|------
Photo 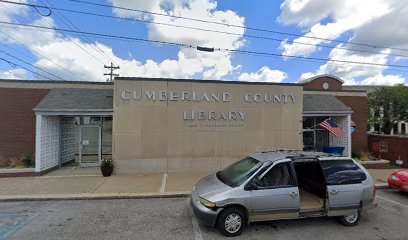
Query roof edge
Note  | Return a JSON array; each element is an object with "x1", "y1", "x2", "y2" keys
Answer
[
  {"x1": 0, "y1": 79, "x2": 113, "y2": 85},
  {"x1": 298, "y1": 74, "x2": 345, "y2": 84},
  {"x1": 115, "y1": 77, "x2": 301, "y2": 86}
]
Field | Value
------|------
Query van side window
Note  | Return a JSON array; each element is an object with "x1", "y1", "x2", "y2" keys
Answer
[
  {"x1": 320, "y1": 160, "x2": 367, "y2": 185},
  {"x1": 256, "y1": 162, "x2": 295, "y2": 188}
]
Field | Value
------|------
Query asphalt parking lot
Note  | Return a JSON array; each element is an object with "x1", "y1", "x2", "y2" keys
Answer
[{"x1": 0, "y1": 189, "x2": 407, "y2": 240}]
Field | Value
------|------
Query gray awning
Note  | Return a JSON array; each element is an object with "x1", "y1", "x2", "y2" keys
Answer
[
  {"x1": 303, "y1": 94, "x2": 352, "y2": 115},
  {"x1": 34, "y1": 88, "x2": 113, "y2": 115}
]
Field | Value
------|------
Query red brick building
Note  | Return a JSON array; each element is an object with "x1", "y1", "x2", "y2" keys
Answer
[
  {"x1": 0, "y1": 75, "x2": 368, "y2": 175},
  {"x1": 300, "y1": 75, "x2": 368, "y2": 153}
]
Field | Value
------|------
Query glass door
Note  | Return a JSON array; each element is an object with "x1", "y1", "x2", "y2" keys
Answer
[
  {"x1": 79, "y1": 126, "x2": 101, "y2": 167},
  {"x1": 302, "y1": 130, "x2": 315, "y2": 151}
]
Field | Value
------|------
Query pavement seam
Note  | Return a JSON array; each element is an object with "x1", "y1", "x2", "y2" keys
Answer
[
  {"x1": 376, "y1": 195, "x2": 408, "y2": 210},
  {"x1": 0, "y1": 180, "x2": 29, "y2": 194},
  {"x1": 160, "y1": 173, "x2": 168, "y2": 194},
  {"x1": 89, "y1": 178, "x2": 106, "y2": 194},
  {"x1": 188, "y1": 198, "x2": 203, "y2": 240}
]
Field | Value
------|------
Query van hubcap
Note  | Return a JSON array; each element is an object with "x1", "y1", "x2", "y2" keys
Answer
[
  {"x1": 345, "y1": 212, "x2": 358, "y2": 223},
  {"x1": 225, "y1": 213, "x2": 242, "y2": 233}
]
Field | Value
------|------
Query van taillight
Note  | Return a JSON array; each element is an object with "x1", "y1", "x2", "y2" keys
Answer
[{"x1": 374, "y1": 185, "x2": 377, "y2": 197}]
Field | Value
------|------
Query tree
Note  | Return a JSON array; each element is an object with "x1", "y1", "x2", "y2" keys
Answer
[{"x1": 368, "y1": 85, "x2": 408, "y2": 134}]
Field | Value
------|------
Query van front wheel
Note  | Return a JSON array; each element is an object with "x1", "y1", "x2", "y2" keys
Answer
[
  {"x1": 339, "y1": 208, "x2": 361, "y2": 226},
  {"x1": 217, "y1": 208, "x2": 245, "y2": 237}
]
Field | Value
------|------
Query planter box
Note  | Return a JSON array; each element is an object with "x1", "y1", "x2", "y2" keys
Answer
[{"x1": 360, "y1": 160, "x2": 390, "y2": 169}]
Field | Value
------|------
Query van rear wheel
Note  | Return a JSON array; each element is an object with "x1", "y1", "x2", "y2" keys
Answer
[
  {"x1": 339, "y1": 208, "x2": 361, "y2": 226},
  {"x1": 217, "y1": 207, "x2": 245, "y2": 237}
]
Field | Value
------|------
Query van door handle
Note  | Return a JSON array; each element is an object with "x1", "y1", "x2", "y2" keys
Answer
[
  {"x1": 289, "y1": 191, "x2": 298, "y2": 198},
  {"x1": 330, "y1": 189, "x2": 338, "y2": 195}
]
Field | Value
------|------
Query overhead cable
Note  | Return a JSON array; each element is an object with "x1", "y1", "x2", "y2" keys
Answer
[{"x1": 1, "y1": 21, "x2": 408, "y2": 70}]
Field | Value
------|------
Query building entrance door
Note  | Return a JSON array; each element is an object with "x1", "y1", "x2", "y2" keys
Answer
[{"x1": 79, "y1": 126, "x2": 101, "y2": 167}]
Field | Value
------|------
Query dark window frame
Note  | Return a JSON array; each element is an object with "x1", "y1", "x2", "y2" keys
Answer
[
  {"x1": 252, "y1": 161, "x2": 298, "y2": 190},
  {"x1": 320, "y1": 159, "x2": 367, "y2": 186}
]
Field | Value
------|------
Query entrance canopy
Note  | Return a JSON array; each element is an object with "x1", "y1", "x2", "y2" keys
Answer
[
  {"x1": 302, "y1": 94, "x2": 353, "y2": 157},
  {"x1": 33, "y1": 88, "x2": 113, "y2": 173},
  {"x1": 303, "y1": 94, "x2": 352, "y2": 116},
  {"x1": 34, "y1": 88, "x2": 113, "y2": 115}
]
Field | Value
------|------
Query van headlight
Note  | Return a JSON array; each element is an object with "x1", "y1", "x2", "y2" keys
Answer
[{"x1": 199, "y1": 197, "x2": 216, "y2": 209}]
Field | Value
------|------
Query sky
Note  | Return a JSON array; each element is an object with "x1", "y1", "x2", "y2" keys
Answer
[{"x1": 0, "y1": 0, "x2": 408, "y2": 85}]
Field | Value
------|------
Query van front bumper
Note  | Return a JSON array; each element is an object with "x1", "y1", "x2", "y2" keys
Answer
[{"x1": 190, "y1": 194, "x2": 221, "y2": 227}]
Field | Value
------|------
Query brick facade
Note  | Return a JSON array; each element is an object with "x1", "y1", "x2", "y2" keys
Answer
[
  {"x1": 302, "y1": 76, "x2": 368, "y2": 153},
  {"x1": 0, "y1": 88, "x2": 49, "y2": 167},
  {"x1": 368, "y1": 134, "x2": 408, "y2": 167},
  {"x1": 335, "y1": 96, "x2": 368, "y2": 152},
  {"x1": 302, "y1": 77, "x2": 343, "y2": 91}
]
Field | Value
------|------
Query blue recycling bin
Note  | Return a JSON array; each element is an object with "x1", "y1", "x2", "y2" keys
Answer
[{"x1": 323, "y1": 146, "x2": 345, "y2": 155}]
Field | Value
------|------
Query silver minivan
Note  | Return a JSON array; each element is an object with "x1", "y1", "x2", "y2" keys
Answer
[{"x1": 190, "y1": 151, "x2": 376, "y2": 237}]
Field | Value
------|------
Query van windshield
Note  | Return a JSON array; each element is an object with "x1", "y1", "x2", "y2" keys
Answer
[{"x1": 217, "y1": 157, "x2": 262, "y2": 187}]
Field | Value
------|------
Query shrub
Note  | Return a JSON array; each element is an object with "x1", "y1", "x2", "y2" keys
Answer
[
  {"x1": 353, "y1": 151, "x2": 376, "y2": 161},
  {"x1": 100, "y1": 159, "x2": 113, "y2": 168},
  {"x1": 0, "y1": 154, "x2": 8, "y2": 168},
  {"x1": 352, "y1": 150, "x2": 362, "y2": 159},
  {"x1": 22, "y1": 153, "x2": 35, "y2": 167},
  {"x1": 7, "y1": 157, "x2": 23, "y2": 168}
]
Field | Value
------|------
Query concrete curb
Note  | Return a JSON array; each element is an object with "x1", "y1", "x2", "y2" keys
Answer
[
  {"x1": 0, "y1": 184, "x2": 389, "y2": 202},
  {"x1": 0, "y1": 192, "x2": 190, "y2": 202}
]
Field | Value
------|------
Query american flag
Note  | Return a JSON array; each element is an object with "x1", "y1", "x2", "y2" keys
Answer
[{"x1": 319, "y1": 119, "x2": 342, "y2": 138}]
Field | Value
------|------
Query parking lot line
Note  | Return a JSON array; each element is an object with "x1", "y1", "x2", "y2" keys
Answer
[
  {"x1": 376, "y1": 196, "x2": 408, "y2": 210},
  {"x1": 159, "y1": 173, "x2": 167, "y2": 193},
  {"x1": 188, "y1": 198, "x2": 203, "y2": 240}
]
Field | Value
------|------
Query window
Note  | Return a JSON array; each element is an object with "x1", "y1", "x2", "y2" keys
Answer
[
  {"x1": 254, "y1": 162, "x2": 295, "y2": 188},
  {"x1": 320, "y1": 160, "x2": 367, "y2": 185},
  {"x1": 217, "y1": 157, "x2": 262, "y2": 188},
  {"x1": 302, "y1": 117, "x2": 329, "y2": 151}
]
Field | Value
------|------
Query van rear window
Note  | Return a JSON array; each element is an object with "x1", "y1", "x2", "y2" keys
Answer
[{"x1": 320, "y1": 160, "x2": 367, "y2": 185}]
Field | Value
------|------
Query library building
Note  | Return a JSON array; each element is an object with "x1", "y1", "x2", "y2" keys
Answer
[{"x1": 0, "y1": 75, "x2": 368, "y2": 175}]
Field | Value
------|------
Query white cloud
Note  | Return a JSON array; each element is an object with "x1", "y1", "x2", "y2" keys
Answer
[
  {"x1": 110, "y1": 0, "x2": 246, "y2": 80},
  {"x1": 0, "y1": 68, "x2": 28, "y2": 79},
  {"x1": 0, "y1": 0, "x2": 248, "y2": 81},
  {"x1": 279, "y1": 0, "x2": 391, "y2": 57},
  {"x1": 278, "y1": 0, "x2": 342, "y2": 28},
  {"x1": 239, "y1": 67, "x2": 288, "y2": 83},
  {"x1": 360, "y1": 73, "x2": 405, "y2": 85},
  {"x1": 0, "y1": 0, "x2": 247, "y2": 81},
  {"x1": 279, "y1": 0, "x2": 408, "y2": 85},
  {"x1": 299, "y1": 44, "x2": 391, "y2": 80},
  {"x1": 0, "y1": 0, "x2": 29, "y2": 22}
]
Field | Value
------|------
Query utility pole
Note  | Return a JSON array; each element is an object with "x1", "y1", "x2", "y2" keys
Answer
[{"x1": 104, "y1": 62, "x2": 120, "y2": 82}]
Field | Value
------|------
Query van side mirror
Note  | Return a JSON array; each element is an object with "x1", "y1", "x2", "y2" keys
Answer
[{"x1": 245, "y1": 182, "x2": 258, "y2": 191}]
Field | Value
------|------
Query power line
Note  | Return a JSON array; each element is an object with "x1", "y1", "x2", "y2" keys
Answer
[
  {"x1": 4, "y1": 23, "x2": 408, "y2": 76},
  {"x1": 65, "y1": 0, "x2": 408, "y2": 53},
  {"x1": 5, "y1": 22, "x2": 407, "y2": 76},
  {"x1": 3, "y1": 0, "x2": 408, "y2": 59},
  {"x1": 0, "y1": 49, "x2": 67, "y2": 80},
  {"x1": 0, "y1": 57, "x2": 53, "y2": 80},
  {"x1": 1, "y1": 21, "x2": 408, "y2": 70},
  {"x1": 44, "y1": 4, "x2": 408, "y2": 59},
  {"x1": 23, "y1": 4, "x2": 106, "y2": 66},
  {"x1": 3, "y1": 0, "x2": 107, "y2": 67},
  {"x1": 0, "y1": 29, "x2": 80, "y2": 80},
  {"x1": 41, "y1": 0, "x2": 128, "y2": 77}
]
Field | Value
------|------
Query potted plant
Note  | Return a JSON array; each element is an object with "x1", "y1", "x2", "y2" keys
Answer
[{"x1": 100, "y1": 159, "x2": 113, "y2": 177}]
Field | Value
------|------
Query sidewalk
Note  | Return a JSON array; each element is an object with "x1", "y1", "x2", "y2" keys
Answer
[
  {"x1": 0, "y1": 167, "x2": 401, "y2": 201},
  {"x1": 368, "y1": 168, "x2": 399, "y2": 189},
  {"x1": 0, "y1": 167, "x2": 208, "y2": 201}
]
